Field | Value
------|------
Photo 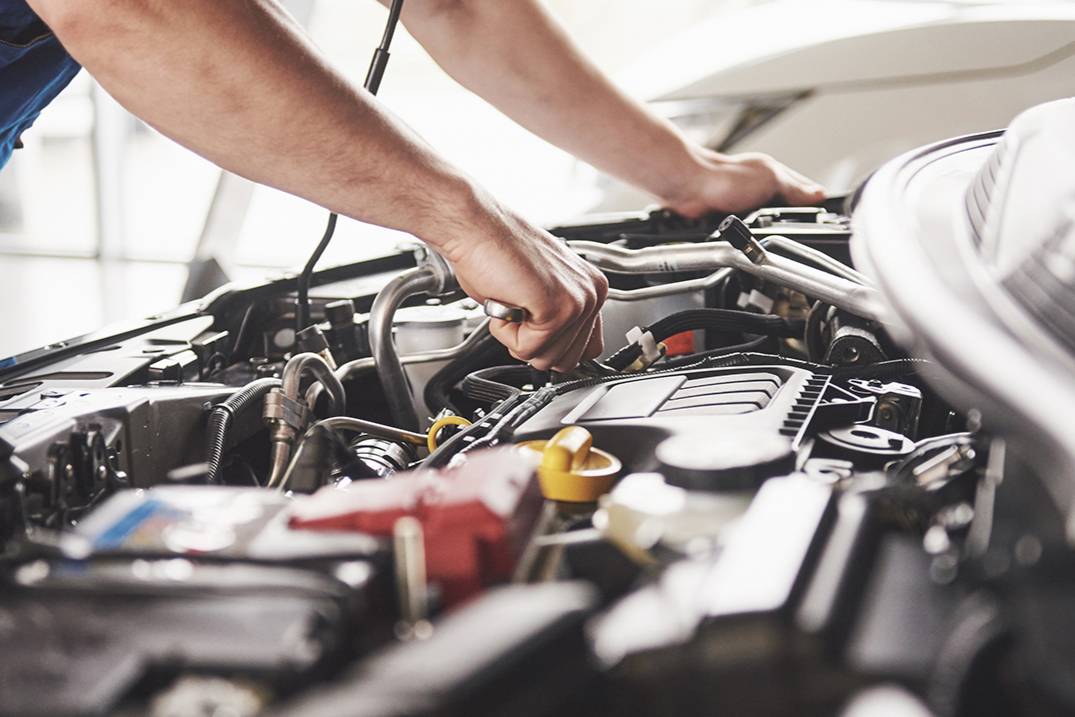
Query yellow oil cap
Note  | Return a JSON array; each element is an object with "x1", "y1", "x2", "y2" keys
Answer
[{"x1": 519, "y1": 426, "x2": 622, "y2": 502}]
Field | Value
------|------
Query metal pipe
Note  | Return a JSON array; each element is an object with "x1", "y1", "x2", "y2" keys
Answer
[
  {"x1": 271, "y1": 415, "x2": 429, "y2": 491},
  {"x1": 606, "y1": 268, "x2": 732, "y2": 302},
  {"x1": 569, "y1": 239, "x2": 885, "y2": 321},
  {"x1": 265, "y1": 440, "x2": 292, "y2": 489},
  {"x1": 369, "y1": 265, "x2": 441, "y2": 431},
  {"x1": 570, "y1": 239, "x2": 741, "y2": 274},
  {"x1": 315, "y1": 416, "x2": 428, "y2": 446},
  {"x1": 266, "y1": 352, "x2": 346, "y2": 488},
  {"x1": 763, "y1": 235, "x2": 870, "y2": 285},
  {"x1": 282, "y1": 352, "x2": 345, "y2": 416}
]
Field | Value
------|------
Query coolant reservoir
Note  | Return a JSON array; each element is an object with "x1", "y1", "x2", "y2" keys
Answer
[{"x1": 394, "y1": 303, "x2": 467, "y2": 354}]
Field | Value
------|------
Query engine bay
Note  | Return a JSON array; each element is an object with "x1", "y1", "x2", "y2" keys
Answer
[{"x1": 1, "y1": 104, "x2": 1073, "y2": 716}]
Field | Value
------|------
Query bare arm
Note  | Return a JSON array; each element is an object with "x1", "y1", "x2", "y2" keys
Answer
[
  {"x1": 28, "y1": 0, "x2": 607, "y2": 371},
  {"x1": 395, "y1": 0, "x2": 824, "y2": 215},
  {"x1": 30, "y1": 0, "x2": 479, "y2": 244}
]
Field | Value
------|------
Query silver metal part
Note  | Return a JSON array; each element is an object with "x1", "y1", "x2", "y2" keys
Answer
[
  {"x1": 281, "y1": 352, "x2": 345, "y2": 416},
  {"x1": 764, "y1": 235, "x2": 869, "y2": 285},
  {"x1": 272, "y1": 415, "x2": 428, "y2": 491},
  {"x1": 393, "y1": 516, "x2": 432, "y2": 640},
  {"x1": 605, "y1": 269, "x2": 732, "y2": 301},
  {"x1": 315, "y1": 416, "x2": 427, "y2": 446},
  {"x1": 569, "y1": 237, "x2": 884, "y2": 320},
  {"x1": 264, "y1": 351, "x2": 346, "y2": 488},
  {"x1": 483, "y1": 299, "x2": 527, "y2": 323}
]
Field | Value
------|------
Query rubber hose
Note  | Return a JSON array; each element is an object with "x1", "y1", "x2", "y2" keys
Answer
[
  {"x1": 205, "y1": 377, "x2": 281, "y2": 484},
  {"x1": 423, "y1": 327, "x2": 512, "y2": 414},
  {"x1": 460, "y1": 365, "x2": 532, "y2": 404}
]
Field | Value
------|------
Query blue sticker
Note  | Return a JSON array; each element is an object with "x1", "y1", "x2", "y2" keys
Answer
[{"x1": 93, "y1": 498, "x2": 170, "y2": 550}]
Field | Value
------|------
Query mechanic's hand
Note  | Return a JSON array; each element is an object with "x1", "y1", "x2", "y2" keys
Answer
[
  {"x1": 664, "y1": 147, "x2": 826, "y2": 218},
  {"x1": 439, "y1": 200, "x2": 608, "y2": 373}
]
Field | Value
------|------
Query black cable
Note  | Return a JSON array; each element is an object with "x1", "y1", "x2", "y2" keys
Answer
[
  {"x1": 231, "y1": 302, "x2": 258, "y2": 357},
  {"x1": 657, "y1": 335, "x2": 773, "y2": 369},
  {"x1": 804, "y1": 300, "x2": 830, "y2": 362},
  {"x1": 296, "y1": 213, "x2": 338, "y2": 332},
  {"x1": 295, "y1": 0, "x2": 406, "y2": 334},
  {"x1": 424, "y1": 392, "x2": 531, "y2": 469},
  {"x1": 604, "y1": 308, "x2": 802, "y2": 370}
]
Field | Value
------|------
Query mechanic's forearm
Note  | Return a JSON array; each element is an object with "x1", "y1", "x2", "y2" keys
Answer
[
  {"x1": 28, "y1": 0, "x2": 491, "y2": 252},
  {"x1": 400, "y1": 0, "x2": 702, "y2": 204}
]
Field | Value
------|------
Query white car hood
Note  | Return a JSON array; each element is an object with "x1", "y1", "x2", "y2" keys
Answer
[{"x1": 621, "y1": 1, "x2": 1075, "y2": 100}]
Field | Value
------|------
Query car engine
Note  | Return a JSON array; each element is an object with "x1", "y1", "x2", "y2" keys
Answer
[{"x1": 1, "y1": 99, "x2": 1073, "y2": 717}]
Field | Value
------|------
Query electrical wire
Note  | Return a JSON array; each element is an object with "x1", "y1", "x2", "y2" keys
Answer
[
  {"x1": 603, "y1": 308, "x2": 802, "y2": 371},
  {"x1": 294, "y1": 0, "x2": 406, "y2": 334},
  {"x1": 296, "y1": 213, "x2": 338, "y2": 332}
]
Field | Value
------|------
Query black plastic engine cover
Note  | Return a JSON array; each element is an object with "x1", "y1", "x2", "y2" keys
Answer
[{"x1": 513, "y1": 366, "x2": 828, "y2": 474}]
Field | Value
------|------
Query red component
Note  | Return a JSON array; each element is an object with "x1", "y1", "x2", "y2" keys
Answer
[
  {"x1": 289, "y1": 448, "x2": 542, "y2": 605},
  {"x1": 662, "y1": 330, "x2": 696, "y2": 357}
]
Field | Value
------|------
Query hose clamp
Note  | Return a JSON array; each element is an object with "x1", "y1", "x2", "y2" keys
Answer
[{"x1": 263, "y1": 389, "x2": 309, "y2": 433}]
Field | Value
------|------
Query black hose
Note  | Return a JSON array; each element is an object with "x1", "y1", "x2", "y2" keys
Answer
[
  {"x1": 657, "y1": 335, "x2": 773, "y2": 369},
  {"x1": 205, "y1": 377, "x2": 280, "y2": 484},
  {"x1": 423, "y1": 326, "x2": 512, "y2": 414},
  {"x1": 830, "y1": 358, "x2": 930, "y2": 381},
  {"x1": 460, "y1": 365, "x2": 532, "y2": 404},
  {"x1": 604, "y1": 308, "x2": 802, "y2": 370}
]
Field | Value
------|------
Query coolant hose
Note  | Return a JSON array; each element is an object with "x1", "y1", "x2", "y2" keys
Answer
[
  {"x1": 423, "y1": 325, "x2": 512, "y2": 414},
  {"x1": 369, "y1": 265, "x2": 442, "y2": 431},
  {"x1": 205, "y1": 377, "x2": 280, "y2": 484},
  {"x1": 459, "y1": 365, "x2": 532, "y2": 405}
]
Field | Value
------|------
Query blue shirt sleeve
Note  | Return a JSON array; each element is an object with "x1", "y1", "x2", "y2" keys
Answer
[{"x1": 0, "y1": 0, "x2": 81, "y2": 169}]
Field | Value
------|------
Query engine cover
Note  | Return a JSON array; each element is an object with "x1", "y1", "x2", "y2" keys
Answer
[{"x1": 512, "y1": 366, "x2": 828, "y2": 474}]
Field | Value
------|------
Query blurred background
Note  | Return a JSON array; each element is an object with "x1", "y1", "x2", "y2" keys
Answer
[{"x1": 1, "y1": 0, "x2": 1071, "y2": 357}]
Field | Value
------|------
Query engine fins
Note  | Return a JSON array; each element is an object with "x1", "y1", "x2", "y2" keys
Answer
[{"x1": 780, "y1": 374, "x2": 830, "y2": 446}]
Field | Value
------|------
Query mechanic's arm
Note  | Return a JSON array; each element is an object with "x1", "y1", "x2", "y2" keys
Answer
[
  {"x1": 28, "y1": 0, "x2": 606, "y2": 372},
  {"x1": 396, "y1": 0, "x2": 824, "y2": 215}
]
